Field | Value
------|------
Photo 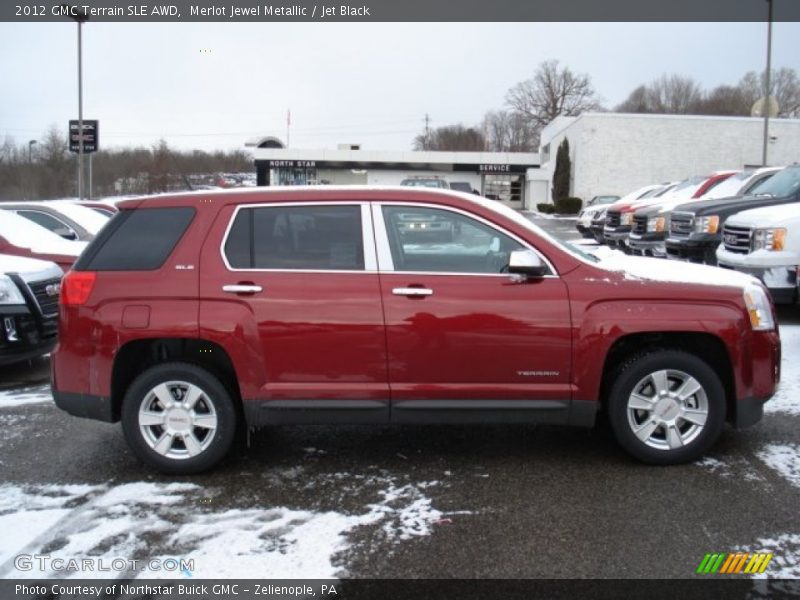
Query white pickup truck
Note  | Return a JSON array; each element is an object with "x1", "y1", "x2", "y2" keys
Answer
[{"x1": 716, "y1": 202, "x2": 800, "y2": 304}]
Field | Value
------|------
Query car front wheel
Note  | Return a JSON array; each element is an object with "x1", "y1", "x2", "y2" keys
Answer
[
  {"x1": 608, "y1": 350, "x2": 726, "y2": 465},
  {"x1": 121, "y1": 363, "x2": 237, "y2": 474}
]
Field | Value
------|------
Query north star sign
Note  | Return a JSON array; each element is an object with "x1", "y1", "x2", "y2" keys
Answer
[{"x1": 269, "y1": 160, "x2": 316, "y2": 168}]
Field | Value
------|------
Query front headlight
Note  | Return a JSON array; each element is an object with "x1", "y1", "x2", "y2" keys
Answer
[
  {"x1": 647, "y1": 217, "x2": 666, "y2": 232},
  {"x1": 694, "y1": 215, "x2": 720, "y2": 234},
  {"x1": 621, "y1": 213, "x2": 634, "y2": 226},
  {"x1": 743, "y1": 284, "x2": 775, "y2": 331},
  {"x1": 751, "y1": 228, "x2": 786, "y2": 251},
  {"x1": 0, "y1": 275, "x2": 25, "y2": 305}
]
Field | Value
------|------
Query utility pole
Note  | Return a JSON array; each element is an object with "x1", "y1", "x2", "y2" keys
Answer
[
  {"x1": 423, "y1": 113, "x2": 431, "y2": 149},
  {"x1": 64, "y1": 5, "x2": 89, "y2": 199},
  {"x1": 762, "y1": 0, "x2": 773, "y2": 166},
  {"x1": 28, "y1": 140, "x2": 37, "y2": 163},
  {"x1": 286, "y1": 108, "x2": 291, "y2": 147}
]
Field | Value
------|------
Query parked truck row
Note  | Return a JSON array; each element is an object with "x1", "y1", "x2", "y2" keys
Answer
[{"x1": 577, "y1": 165, "x2": 800, "y2": 304}]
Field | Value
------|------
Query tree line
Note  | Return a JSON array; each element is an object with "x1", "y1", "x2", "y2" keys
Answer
[
  {"x1": 414, "y1": 61, "x2": 800, "y2": 152},
  {"x1": 0, "y1": 128, "x2": 252, "y2": 201}
]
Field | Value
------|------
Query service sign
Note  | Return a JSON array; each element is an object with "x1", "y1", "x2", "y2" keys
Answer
[{"x1": 69, "y1": 120, "x2": 99, "y2": 153}]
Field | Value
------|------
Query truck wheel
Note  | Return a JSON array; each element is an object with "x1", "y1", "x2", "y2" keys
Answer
[
  {"x1": 607, "y1": 350, "x2": 725, "y2": 465},
  {"x1": 121, "y1": 363, "x2": 237, "y2": 474}
]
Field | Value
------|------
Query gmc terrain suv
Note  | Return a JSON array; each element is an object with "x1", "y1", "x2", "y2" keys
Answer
[{"x1": 52, "y1": 188, "x2": 780, "y2": 474}]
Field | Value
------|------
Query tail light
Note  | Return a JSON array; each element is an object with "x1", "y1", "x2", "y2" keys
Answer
[{"x1": 61, "y1": 271, "x2": 96, "y2": 306}]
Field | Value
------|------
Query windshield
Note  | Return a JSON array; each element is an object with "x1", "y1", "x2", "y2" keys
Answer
[
  {"x1": 46, "y1": 202, "x2": 110, "y2": 234},
  {"x1": 700, "y1": 171, "x2": 751, "y2": 199},
  {"x1": 589, "y1": 196, "x2": 619, "y2": 206},
  {"x1": 669, "y1": 176, "x2": 707, "y2": 199},
  {"x1": 750, "y1": 167, "x2": 800, "y2": 198},
  {"x1": 0, "y1": 208, "x2": 83, "y2": 254},
  {"x1": 401, "y1": 179, "x2": 448, "y2": 188}
]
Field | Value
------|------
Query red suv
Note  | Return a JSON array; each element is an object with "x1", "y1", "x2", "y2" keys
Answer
[{"x1": 52, "y1": 188, "x2": 781, "y2": 474}]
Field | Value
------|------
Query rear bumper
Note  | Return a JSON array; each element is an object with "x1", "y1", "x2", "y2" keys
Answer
[{"x1": 51, "y1": 388, "x2": 116, "y2": 422}]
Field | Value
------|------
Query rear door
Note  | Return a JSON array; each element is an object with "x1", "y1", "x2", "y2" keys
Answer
[
  {"x1": 200, "y1": 201, "x2": 389, "y2": 421},
  {"x1": 373, "y1": 202, "x2": 573, "y2": 422}
]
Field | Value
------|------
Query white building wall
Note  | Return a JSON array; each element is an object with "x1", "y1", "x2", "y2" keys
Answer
[{"x1": 539, "y1": 113, "x2": 800, "y2": 204}]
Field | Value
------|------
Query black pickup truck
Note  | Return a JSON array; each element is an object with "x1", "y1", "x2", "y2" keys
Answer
[
  {"x1": 0, "y1": 254, "x2": 63, "y2": 366},
  {"x1": 665, "y1": 167, "x2": 799, "y2": 265}
]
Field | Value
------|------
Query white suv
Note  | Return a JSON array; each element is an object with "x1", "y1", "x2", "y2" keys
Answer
[{"x1": 717, "y1": 203, "x2": 800, "y2": 304}]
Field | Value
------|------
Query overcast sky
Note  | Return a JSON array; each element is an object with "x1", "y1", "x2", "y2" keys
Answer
[{"x1": 1, "y1": 22, "x2": 798, "y2": 152}]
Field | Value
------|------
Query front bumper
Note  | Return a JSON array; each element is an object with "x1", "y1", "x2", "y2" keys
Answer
[
  {"x1": 735, "y1": 330, "x2": 781, "y2": 428},
  {"x1": 628, "y1": 233, "x2": 666, "y2": 257},
  {"x1": 0, "y1": 305, "x2": 57, "y2": 366},
  {"x1": 717, "y1": 247, "x2": 798, "y2": 303},
  {"x1": 665, "y1": 236, "x2": 718, "y2": 264},
  {"x1": 603, "y1": 226, "x2": 631, "y2": 247}
]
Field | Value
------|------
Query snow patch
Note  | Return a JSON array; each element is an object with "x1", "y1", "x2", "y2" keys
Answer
[
  {"x1": 765, "y1": 324, "x2": 800, "y2": 416},
  {"x1": 737, "y1": 533, "x2": 800, "y2": 579},
  {"x1": 596, "y1": 253, "x2": 758, "y2": 289},
  {"x1": 0, "y1": 384, "x2": 53, "y2": 408},
  {"x1": 756, "y1": 443, "x2": 800, "y2": 489}
]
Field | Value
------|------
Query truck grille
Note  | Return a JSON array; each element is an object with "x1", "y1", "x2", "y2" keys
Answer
[
  {"x1": 670, "y1": 212, "x2": 694, "y2": 238},
  {"x1": 27, "y1": 277, "x2": 61, "y2": 318},
  {"x1": 632, "y1": 214, "x2": 648, "y2": 235},
  {"x1": 606, "y1": 210, "x2": 621, "y2": 227},
  {"x1": 722, "y1": 224, "x2": 751, "y2": 254}
]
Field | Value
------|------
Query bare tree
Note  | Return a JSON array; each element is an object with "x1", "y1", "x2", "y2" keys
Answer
[
  {"x1": 505, "y1": 60, "x2": 601, "y2": 144},
  {"x1": 413, "y1": 124, "x2": 486, "y2": 151},
  {"x1": 738, "y1": 68, "x2": 800, "y2": 117},
  {"x1": 483, "y1": 110, "x2": 537, "y2": 152},
  {"x1": 697, "y1": 85, "x2": 750, "y2": 116},
  {"x1": 617, "y1": 75, "x2": 704, "y2": 115}
]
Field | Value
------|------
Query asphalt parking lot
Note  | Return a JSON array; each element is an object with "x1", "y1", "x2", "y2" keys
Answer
[{"x1": 1, "y1": 214, "x2": 799, "y2": 583}]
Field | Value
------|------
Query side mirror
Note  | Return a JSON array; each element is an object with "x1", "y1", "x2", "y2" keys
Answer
[
  {"x1": 508, "y1": 249, "x2": 548, "y2": 278},
  {"x1": 53, "y1": 227, "x2": 78, "y2": 241}
]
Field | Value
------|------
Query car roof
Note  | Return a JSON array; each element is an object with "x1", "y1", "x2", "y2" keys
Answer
[{"x1": 116, "y1": 186, "x2": 486, "y2": 210}]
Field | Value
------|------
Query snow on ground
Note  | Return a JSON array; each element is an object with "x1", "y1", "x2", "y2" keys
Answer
[
  {"x1": 755, "y1": 443, "x2": 800, "y2": 489},
  {"x1": 767, "y1": 324, "x2": 800, "y2": 416},
  {"x1": 694, "y1": 456, "x2": 768, "y2": 484},
  {"x1": 0, "y1": 384, "x2": 53, "y2": 408},
  {"x1": 738, "y1": 534, "x2": 800, "y2": 579},
  {"x1": 0, "y1": 476, "x2": 465, "y2": 580}
]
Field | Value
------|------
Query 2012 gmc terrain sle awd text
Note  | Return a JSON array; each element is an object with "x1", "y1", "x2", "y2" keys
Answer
[{"x1": 51, "y1": 188, "x2": 780, "y2": 474}]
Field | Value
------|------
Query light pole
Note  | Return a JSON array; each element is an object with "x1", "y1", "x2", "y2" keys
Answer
[
  {"x1": 63, "y1": 5, "x2": 89, "y2": 199},
  {"x1": 762, "y1": 0, "x2": 773, "y2": 166},
  {"x1": 28, "y1": 140, "x2": 37, "y2": 163}
]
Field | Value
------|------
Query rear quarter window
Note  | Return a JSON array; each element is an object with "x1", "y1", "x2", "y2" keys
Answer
[{"x1": 75, "y1": 207, "x2": 195, "y2": 271}]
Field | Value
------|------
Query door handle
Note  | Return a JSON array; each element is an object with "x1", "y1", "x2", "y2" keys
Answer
[
  {"x1": 222, "y1": 284, "x2": 263, "y2": 294},
  {"x1": 392, "y1": 287, "x2": 433, "y2": 297}
]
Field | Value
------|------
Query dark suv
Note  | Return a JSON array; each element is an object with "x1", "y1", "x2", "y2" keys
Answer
[{"x1": 52, "y1": 188, "x2": 779, "y2": 474}]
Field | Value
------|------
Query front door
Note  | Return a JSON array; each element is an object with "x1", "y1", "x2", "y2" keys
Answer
[{"x1": 374, "y1": 203, "x2": 572, "y2": 421}]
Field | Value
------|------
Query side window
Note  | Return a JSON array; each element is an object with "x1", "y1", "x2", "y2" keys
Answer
[
  {"x1": 224, "y1": 205, "x2": 364, "y2": 271},
  {"x1": 381, "y1": 205, "x2": 524, "y2": 274},
  {"x1": 17, "y1": 210, "x2": 71, "y2": 233}
]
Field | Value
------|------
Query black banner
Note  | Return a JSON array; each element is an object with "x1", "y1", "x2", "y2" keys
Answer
[
  {"x1": 3, "y1": 579, "x2": 800, "y2": 600},
  {"x1": 2, "y1": 0, "x2": 799, "y2": 22}
]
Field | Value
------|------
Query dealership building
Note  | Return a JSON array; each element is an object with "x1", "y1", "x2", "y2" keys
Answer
[
  {"x1": 246, "y1": 113, "x2": 800, "y2": 210},
  {"x1": 245, "y1": 137, "x2": 541, "y2": 209},
  {"x1": 536, "y1": 112, "x2": 800, "y2": 205}
]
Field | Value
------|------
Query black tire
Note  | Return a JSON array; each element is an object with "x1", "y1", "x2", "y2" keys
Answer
[
  {"x1": 121, "y1": 362, "x2": 237, "y2": 475},
  {"x1": 607, "y1": 350, "x2": 726, "y2": 465}
]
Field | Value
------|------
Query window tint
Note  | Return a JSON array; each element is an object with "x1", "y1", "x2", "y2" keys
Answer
[
  {"x1": 382, "y1": 206, "x2": 524, "y2": 274},
  {"x1": 76, "y1": 207, "x2": 195, "y2": 271},
  {"x1": 17, "y1": 210, "x2": 70, "y2": 233},
  {"x1": 224, "y1": 205, "x2": 364, "y2": 271}
]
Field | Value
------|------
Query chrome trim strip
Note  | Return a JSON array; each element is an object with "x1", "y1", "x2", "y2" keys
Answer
[{"x1": 370, "y1": 203, "x2": 395, "y2": 271}]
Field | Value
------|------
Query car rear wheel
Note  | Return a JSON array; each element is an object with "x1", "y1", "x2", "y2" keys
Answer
[
  {"x1": 121, "y1": 363, "x2": 237, "y2": 474},
  {"x1": 608, "y1": 350, "x2": 725, "y2": 465}
]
